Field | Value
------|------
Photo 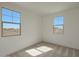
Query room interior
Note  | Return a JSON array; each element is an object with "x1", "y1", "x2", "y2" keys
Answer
[{"x1": 0, "y1": 2, "x2": 79, "y2": 57}]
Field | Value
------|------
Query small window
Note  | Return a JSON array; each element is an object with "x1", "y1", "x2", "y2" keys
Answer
[
  {"x1": 1, "y1": 8, "x2": 21, "y2": 37},
  {"x1": 53, "y1": 16, "x2": 64, "y2": 34}
]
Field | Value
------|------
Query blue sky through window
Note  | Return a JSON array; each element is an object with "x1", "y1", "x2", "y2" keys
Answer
[
  {"x1": 13, "y1": 11, "x2": 20, "y2": 17},
  {"x1": 3, "y1": 23, "x2": 19, "y2": 29},
  {"x1": 13, "y1": 17, "x2": 20, "y2": 23},
  {"x1": 53, "y1": 16, "x2": 64, "y2": 29},
  {"x1": 54, "y1": 16, "x2": 64, "y2": 25},
  {"x1": 2, "y1": 8, "x2": 12, "y2": 16},
  {"x1": 54, "y1": 25, "x2": 63, "y2": 29},
  {"x1": 2, "y1": 15, "x2": 12, "y2": 22},
  {"x1": 2, "y1": 8, "x2": 20, "y2": 29}
]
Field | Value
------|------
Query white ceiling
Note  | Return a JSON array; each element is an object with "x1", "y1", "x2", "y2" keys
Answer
[{"x1": 16, "y1": 2, "x2": 79, "y2": 15}]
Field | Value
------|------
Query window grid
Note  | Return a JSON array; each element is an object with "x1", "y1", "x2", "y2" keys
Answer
[
  {"x1": 53, "y1": 16, "x2": 64, "y2": 34},
  {"x1": 2, "y1": 9, "x2": 21, "y2": 23},
  {"x1": 1, "y1": 7, "x2": 21, "y2": 37}
]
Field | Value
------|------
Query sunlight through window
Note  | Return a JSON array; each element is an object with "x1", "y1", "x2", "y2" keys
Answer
[
  {"x1": 25, "y1": 46, "x2": 53, "y2": 56},
  {"x1": 25, "y1": 49, "x2": 42, "y2": 56},
  {"x1": 36, "y1": 46, "x2": 53, "y2": 52}
]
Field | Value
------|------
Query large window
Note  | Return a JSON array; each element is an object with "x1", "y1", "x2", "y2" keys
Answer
[
  {"x1": 1, "y1": 8, "x2": 21, "y2": 37},
  {"x1": 53, "y1": 16, "x2": 64, "y2": 34}
]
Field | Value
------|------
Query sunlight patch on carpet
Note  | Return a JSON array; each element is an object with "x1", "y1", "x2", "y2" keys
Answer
[
  {"x1": 25, "y1": 49, "x2": 42, "y2": 56},
  {"x1": 36, "y1": 46, "x2": 53, "y2": 52}
]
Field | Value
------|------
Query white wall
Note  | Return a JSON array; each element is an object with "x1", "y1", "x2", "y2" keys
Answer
[
  {"x1": 0, "y1": 3, "x2": 42, "y2": 56},
  {"x1": 0, "y1": 3, "x2": 79, "y2": 57},
  {"x1": 43, "y1": 7, "x2": 79, "y2": 49}
]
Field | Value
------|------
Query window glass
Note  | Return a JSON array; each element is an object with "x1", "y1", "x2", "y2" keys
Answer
[
  {"x1": 2, "y1": 8, "x2": 12, "y2": 16},
  {"x1": 54, "y1": 25, "x2": 63, "y2": 30},
  {"x1": 2, "y1": 15, "x2": 12, "y2": 22},
  {"x1": 3, "y1": 23, "x2": 20, "y2": 29},
  {"x1": 53, "y1": 16, "x2": 64, "y2": 34},
  {"x1": 1, "y1": 8, "x2": 21, "y2": 37},
  {"x1": 13, "y1": 17, "x2": 20, "y2": 23},
  {"x1": 13, "y1": 11, "x2": 20, "y2": 17},
  {"x1": 54, "y1": 16, "x2": 64, "y2": 25},
  {"x1": 3, "y1": 23, "x2": 20, "y2": 36}
]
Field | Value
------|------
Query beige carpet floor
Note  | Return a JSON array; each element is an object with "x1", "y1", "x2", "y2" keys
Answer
[{"x1": 8, "y1": 42, "x2": 79, "y2": 57}]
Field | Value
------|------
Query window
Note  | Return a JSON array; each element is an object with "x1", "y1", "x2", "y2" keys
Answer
[
  {"x1": 1, "y1": 8, "x2": 21, "y2": 37},
  {"x1": 53, "y1": 16, "x2": 64, "y2": 34}
]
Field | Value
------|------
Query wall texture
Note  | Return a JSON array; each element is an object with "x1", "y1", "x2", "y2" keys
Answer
[
  {"x1": 0, "y1": 3, "x2": 42, "y2": 56},
  {"x1": 43, "y1": 7, "x2": 79, "y2": 49}
]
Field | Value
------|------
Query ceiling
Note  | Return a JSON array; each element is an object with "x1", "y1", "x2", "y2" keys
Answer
[{"x1": 16, "y1": 2, "x2": 79, "y2": 15}]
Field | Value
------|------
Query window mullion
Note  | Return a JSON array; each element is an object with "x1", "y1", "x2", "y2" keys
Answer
[
  {"x1": 12, "y1": 11, "x2": 13, "y2": 23},
  {"x1": 1, "y1": 7, "x2": 21, "y2": 37}
]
